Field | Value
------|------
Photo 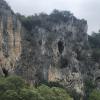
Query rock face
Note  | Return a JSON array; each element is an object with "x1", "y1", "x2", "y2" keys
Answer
[
  {"x1": 0, "y1": 0, "x2": 94, "y2": 95},
  {"x1": 15, "y1": 12, "x2": 89, "y2": 94},
  {"x1": 0, "y1": 0, "x2": 22, "y2": 76}
]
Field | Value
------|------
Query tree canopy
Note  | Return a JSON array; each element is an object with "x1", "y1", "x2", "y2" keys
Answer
[{"x1": 0, "y1": 76, "x2": 73, "y2": 100}]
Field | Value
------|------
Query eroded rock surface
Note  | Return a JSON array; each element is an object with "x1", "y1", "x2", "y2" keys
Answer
[
  {"x1": 0, "y1": 0, "x2": 22, "y2": 76},
  {"x1": 15, "y1": 11, "x2": 89, "y2": 94},
  {"x1": 0, "y1": 0, "x2": 95, "y2": 95}
]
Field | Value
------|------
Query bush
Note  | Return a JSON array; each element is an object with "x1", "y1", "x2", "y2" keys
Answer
[
  {"x1": 89, "y1": 89, "x2": 100, "y2": 100},
  {"x1": 38, "y1": 84, "x2": 73, "y2": 100},
  {"x1": 17, "y1": 10, "x2": 73, "y2": 31},
  {"x1": 19, "y1": 89, "x2": 44, "y2": 100},
  {"x1": 6, "y1": 76, "x2": 25, "y2": 91},
  {"x1": 1, "y1": 90, "x2": 19, "y2": 100},
  {"x1": 0, "y1": 76, "x2": 73, "y2": 100},
  {"x1": 84, "y1": 79, "x2": 96, "y2": 100}
]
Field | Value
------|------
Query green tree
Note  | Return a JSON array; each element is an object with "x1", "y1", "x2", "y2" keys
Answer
[
  {"x1": 89, "y1": 89, "x2": 100, "y2": 100},
  {"x1": 84, "y1": 79, "x2": 96, "y2": 100},
  {"x1": 0, "y1": 76, "x2": 73, "y2": 100},
  {"x1": 6, "y1": 76, "x2": 25, "y2": 91},
  {"x1": 19, "y1": 88, "x2": 44, "y2": 100},
  {"x1": 1, "y1": 90, "x2": 19, "y2": 100},
  {"x1": 0, "y1": 78, "x2": 10, "y2": 95},
  {"x1": 51, "y1": 87, "x2": 73, "y2": 100},
  {"x1": 37, "y1": 84, "x2": 73, "y2": 100},
  {"x1": 38, "y1": 85, "x2": 54, "y2": 100}
]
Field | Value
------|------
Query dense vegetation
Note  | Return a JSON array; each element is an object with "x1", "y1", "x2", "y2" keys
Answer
[
  {"x1": 88, "y1": 31, "x2": 100, "y2": 48},
  {"x1": 87, "y1": 31, "x2": 100, "y2": 100},
  {"x1": 89, "y1": 89, "x2": 100, "y2": 100},
  {"x1": 88, "y1": 31, "x2": 100, "y2": 62},
  {"x1": 0, "y1": 76, "x2": 73, "y2": 100},
  {"x1": 16, "y1": 9, "x2": 73, "y2": 31},
  {"x1": 0, "y1": 75, "x2": 100, "y2": 100}
]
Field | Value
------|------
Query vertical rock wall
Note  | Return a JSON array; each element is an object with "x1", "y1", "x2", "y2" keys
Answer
[
  {"x1": 0, "y1": 2, "x2": 22, "y2": 75},
  {"x1": 0, "y1": 0, "x2": 94, "y2": 95}
]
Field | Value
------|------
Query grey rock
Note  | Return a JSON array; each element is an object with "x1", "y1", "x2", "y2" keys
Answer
[{"x1": 0, "y1": 0, "x2": 97, "y2": 95}]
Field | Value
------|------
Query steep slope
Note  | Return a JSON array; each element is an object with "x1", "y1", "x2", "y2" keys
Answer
[
  {"x1": 0, "y1": 0, "x2": 22, "y2": 75},
  {"x1": 0, "y1": 0, "x2": 95, "y2": 95},
  {"x1": 16, "y1": 11, "x2": 90, "y2": 94}
]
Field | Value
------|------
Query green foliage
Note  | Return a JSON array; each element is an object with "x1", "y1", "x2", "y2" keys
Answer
[
  {"x1": 37, "y1": 84, "x2": 73, "y2": 100},
  {"x1": 40, "y1": 80, "x2": 64, "y2": 88},
  {"x1": 84, "y1": 79, "x2": 96, "y2": 100},
  {"x1": 92, "y1": 48, "x2": 100, "y2": 62},
  {"x1": 88, "y1": 32, "x2": 100, "y2": 48},
  {"x1": 17, "y1": 13, "x2": 42, "y2": 31},
  {"x1": 89, "y1": 89, "x2": 100, "y2": 100},
  {"x1": 0, "y1": 76, "x2": 26, "y2": 95},
  {"x1": 19, "y1": 89, "x2": 43, "y2": 100},
  {"x1": 6, "y1": 76, "x2": 25, "y2": 91},
  {"x1": 17, "y1": 10, "x2": 73, "y2": 31},
  {"x1": 68, "y1": 89, "x2": 82, "y2": 100},
  {"x1": 88, "y1": 31, "x2": 100, "y2": 62},
  {"x1": 51, "y1": 87, "x2": 72, "y2": 100},
  {"x1": 1, "y1": 90, "x2": 19, "y2": 100},
  {"x1": 38, "y1": 85, "x2": 54, "y2": 100},
  {"x1": 50, "y1": 9, "x2": 73, "y2": 23},
  {"x1": 0, "y1": 76, "x2": 73, "y2": 100}
]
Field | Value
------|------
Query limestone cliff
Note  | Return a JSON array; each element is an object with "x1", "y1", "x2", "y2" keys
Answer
[
  {"x1": 16, "y1": 11, "x2": 89, "y2": 94},
  {"x1": 0, "y1": 0, "x2": 22, "y2": 76},
  {"x1": 0, "y1": 0, "x2": 95, "y2": 95}
]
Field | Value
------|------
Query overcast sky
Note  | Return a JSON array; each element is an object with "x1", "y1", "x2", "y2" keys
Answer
[{"x1": 5, "y1": 0, "x2": 100, "y2": 34}]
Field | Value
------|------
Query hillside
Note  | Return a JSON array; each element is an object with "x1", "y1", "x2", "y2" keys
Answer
[{"x1": 0, "y1": 0, "x2": 100, "y2": 99}]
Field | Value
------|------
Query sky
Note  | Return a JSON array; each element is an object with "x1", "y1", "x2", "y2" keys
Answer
[{"x1": 5, "y1": 0, "x2": 100, "y2": 34}]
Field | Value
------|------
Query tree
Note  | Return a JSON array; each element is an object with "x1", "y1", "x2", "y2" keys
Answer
[
  {"x1": 37, "y1": 84, "x2": 73, "y2": 100},
  {"x1": 38, "y1": 85, "x2": 54, "y2": 100},
  {"x1": 1, "y1": 90, "x2": 19, "y2": 100},
  {"x1": 89, "y1": 89, "x2": 100, "y2": 100},
  {"x1": 84, "y1": 79, "x2": 96, "y2": 100},
  {"x1": 51, "y1": 87, "x2": 73, "y2": 100},
  {"x1": 0, "y1": 76, "x2": 73, "y2": 100},
  {"x1": 6, "y1": 76, "x2": 25, "y2": 91},
  {"x1": 88, "y1": 30, "x2": 100, "y2": 62},
  {"x1": 19, "y1": 88, "x2": 44, "y2": 100}
]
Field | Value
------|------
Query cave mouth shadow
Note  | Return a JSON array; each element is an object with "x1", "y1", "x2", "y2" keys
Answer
[
  {"x1": 58, "y1": 41, "x2": 64, "y2": 54},
  {"x1": 2, "y1": 68, "x2": 8, "y2": 77}
]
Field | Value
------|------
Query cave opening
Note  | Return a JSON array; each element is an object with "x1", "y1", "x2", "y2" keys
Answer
[
  {"x1": 38, "y1": 40, "x2": 42, "y2": 45},
  {"x1": 60, "y1": 57, "x2": 68, "y2": 68},
  {"x1": 96, "y1": 77, "x2": 100, "y2": 82},
  {"x1": 58, "y1": 41, "x2": 64, "y2": 54},
  {"x1": 2, "y1": 68, "x2": 8, "y2": 77}
]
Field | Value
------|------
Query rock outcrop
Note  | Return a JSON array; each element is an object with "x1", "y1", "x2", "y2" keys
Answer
[
  {"x1": 0, "y1": 0, "x2": 95, "y2": 95},
  {"x1": 15, "y1": 11, "x2": 89, "y2": 94},
  {"x1": 0, "y1": 0, "x2": 22, "y2": 76}
]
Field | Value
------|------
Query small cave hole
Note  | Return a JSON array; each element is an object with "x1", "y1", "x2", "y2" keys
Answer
[
  {"x1": 58, "y1": 41, "x2": 64, "y2": 54},
  {"x1": 4, "y1": 54, "x2": 9, "y2": 58},
  {"x1": 95, "y1": 77, "x2": 100, "y2": 82},
  {"x1": 38, "y1": 40, "x2": 42, "y2": 45},
  {"x1": 60, "y1": 58, "x2": 68, "y2": 68},
  {"x1": 2, "y1": 68, "x2": 8, "y2": 77}
]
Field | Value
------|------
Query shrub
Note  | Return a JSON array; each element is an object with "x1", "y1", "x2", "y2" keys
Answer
[
  {"x1": 6, "y1": 76, "x2": 25, "y2": 91},
  {"x1": 1, "y1": 90, "x2": 19, "y2": 100},
  {"x1": 37, "y1": 84, "x2": 73, "y2": 100},
  {"x1": 19, "y1": 88, "x2": 44, "y2": 100},
  {"x1": 0, "y1": 76, "x2": 73, "y2": 100},
  {"x1": 89, "y1": 89, "x2": 100, "y2": 100}
]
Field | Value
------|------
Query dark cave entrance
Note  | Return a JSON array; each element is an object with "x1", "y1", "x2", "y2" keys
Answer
[
  {"x1": 60, "y1": 57, "x2": 68, "y2": 68},
  {"x1": 96, "y1": 77, "x2": 100, "y2": 82},
  {"x1": 58, "y1": 41, "x2": 64, "y2": 54},
  {"x1": 2, "y1": 68, "x2": 8, "y2": 77}
]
